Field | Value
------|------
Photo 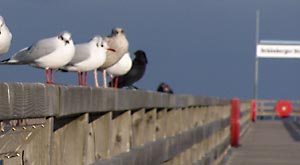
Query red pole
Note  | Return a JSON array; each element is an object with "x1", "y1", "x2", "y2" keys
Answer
[
  {"x1": 251, "y1": 99, "x2": 256, "y2": 122},
  {"x1": 231, "y1": 98, "x2": 240, "y2": 147}
]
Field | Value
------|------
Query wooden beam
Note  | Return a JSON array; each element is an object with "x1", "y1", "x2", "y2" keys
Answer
[
  {"x1": 0, "y1": 83, "x2": 230, "y2": 120},
  {"x1": 144, "y1": 109, "x2": 157, "y2": 143},
  {"x1": 51, "y1": 113, "x2": 89, "y2": 165},
  {"x1": 92, "y1": 116, "x2": 231, "y2": 165},
  {"x1": 88, "y1": 112, "x2": 113, "y2": 163},
  {"x1": 111, "y1": 111, "x2": 131, "y2": 157},
  {"x1": 131, "y1": 109, "x2": 145, "y2": 148},
  {"x1": 156, "y1": 109, "x2": 167, "y2": 139}
]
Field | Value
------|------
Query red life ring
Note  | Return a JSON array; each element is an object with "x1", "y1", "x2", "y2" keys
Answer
[{"x1": 275, "y1": 100, "x2": 293, "y2": 118}]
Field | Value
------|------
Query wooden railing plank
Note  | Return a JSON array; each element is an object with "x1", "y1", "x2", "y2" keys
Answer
[
  {"x1": 0, "y1": 83, "x2": 58, "y2": 120},
  {"x1": 0, "y1": 83, "x2": 229, "y2": 120},
  {"x1": 91, "y1": 113, "x2": 233, "y2": 165},
  {"x1": 0, "y1": 82, "x2": 252, "y2": 165},
  {"x1": 256, "y1": 100, "x2": 300, "y2": 119}
]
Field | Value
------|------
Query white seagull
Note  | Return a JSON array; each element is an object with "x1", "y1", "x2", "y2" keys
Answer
[
  {"x1": 1, "y1": 31, "x2": 75, "y2": 84},
  {"x1": 0, "y1": 15, "x2": 12, "y2": 55},
  {"x1": 95, "y1": 27, "x2": 129, "y2": 88},
  {"x1": 106, "y1": 52, "x2": 132, "y2": 88},
  {"x1": 60, "y1": 35, "x2": 115, "y2": 86}
]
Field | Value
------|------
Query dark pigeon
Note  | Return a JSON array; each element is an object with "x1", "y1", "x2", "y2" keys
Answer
[{"x1": 109, "y1": 50, "x2": 148, "y2": 88}]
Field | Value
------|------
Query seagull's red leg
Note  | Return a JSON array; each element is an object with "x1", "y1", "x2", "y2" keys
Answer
[
  {"x1": 83, "y1": 72, "x2": 88, "y2": 86},
  {"x1": 46, "y1": 69, "x2": 54, "y2": 84},
  {"x1": 78, "y1": 72, "x2": 82, "y2": 85},
  {"x1": 50, "y1": 69, "x2": 54, "y2": 84},
  {"x1": 46, "y1": 69, "x2": 53, "y2": 84},
  {"x1": 94, "y1": 69, "x2": 99, "y2": 88},
  {"x1": 114, "y1": 77, "x2": 119, "y2": 88},
  {"x1": 46, "y1": 69, "x2": 50, "y2": 84}
]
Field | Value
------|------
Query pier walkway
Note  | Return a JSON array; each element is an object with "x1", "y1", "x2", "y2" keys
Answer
[{"x1": 226, "y1": 121, "x2": 300, "y2": 165}]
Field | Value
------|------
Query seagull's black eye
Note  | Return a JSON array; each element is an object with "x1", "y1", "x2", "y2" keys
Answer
[
  {"x1": 121, "y1": 30, "x2": 124, "y2": 33},
  {"x1": 101, "y1": 44, "x2": 104, "y2": 47}
]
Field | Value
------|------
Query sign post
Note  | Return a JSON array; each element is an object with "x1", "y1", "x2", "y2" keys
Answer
[{"x1": 254, "y1": 11, "x2": 300, "y2": 103}]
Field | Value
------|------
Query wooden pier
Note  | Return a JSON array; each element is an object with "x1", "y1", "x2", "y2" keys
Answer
[
  {"x1": 0, "y1": 82, "x2": 251, "y2": 165},
  {"x1": 225, "y1": 121, "x2": 300, "y2": 165}
]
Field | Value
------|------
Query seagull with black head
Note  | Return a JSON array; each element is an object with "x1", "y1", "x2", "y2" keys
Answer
[{"x1": 1, "y1": 31, "x2": 75, "y2": 84}]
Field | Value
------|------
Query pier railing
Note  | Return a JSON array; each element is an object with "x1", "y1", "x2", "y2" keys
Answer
[
  {"x1": 0, "y1": 83, "x2": 251, "y2": 165},
  {"x1": 257, "y1": 100, "x2": 300, "y2": 120}
]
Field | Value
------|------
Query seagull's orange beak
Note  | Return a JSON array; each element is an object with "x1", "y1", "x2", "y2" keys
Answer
[{"x1": 107, "y1": 48, "x2": 116, "y2": 52}]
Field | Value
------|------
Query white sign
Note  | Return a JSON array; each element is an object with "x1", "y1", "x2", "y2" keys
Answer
[{"x1": 257, "y1": 44, "x2": 300, "y2": 58}]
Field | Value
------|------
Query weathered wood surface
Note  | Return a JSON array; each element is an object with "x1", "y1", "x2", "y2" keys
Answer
[
  {"x1": 110, "y1": 111, "x2": 131, "y2": 157},
  {"x1": 88, "y1": 112, "x2": 112, "y2": 162},
  {"x1": 92, "y1": 117, "x2": 231, "y2": 165},
  {"x1": 0, "y1": 83, "x2": 252, "y2": 165},
  {"x1": 131, "y1": 109, "x2": 145, "y2": 148},
  {"x1": 0, "y1": 83, "x2": 58, "y2": 119},
  {"x1": 226, "y1": 121, "x2": 300, "y2": 165},
  {"x1": 1, "y1": 118, "x2": 49, "y2": 164},
  {"x1": 52, "y1": 114, "x2": 89, "y2": 165},
  {"x1": 0, "y1": 83, "x2": 229, "y2": 120},
  {"x1": 156, "y1": 109, "x2": 167, "y2": 139}
]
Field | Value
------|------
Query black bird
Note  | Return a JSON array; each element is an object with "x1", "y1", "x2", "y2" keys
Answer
[
  {"x1": 157, "y1": 82, "x2": 174, "y2": 94},
  {"x1": 109, "y1": 50, "x2": 148, "y2": 88}
]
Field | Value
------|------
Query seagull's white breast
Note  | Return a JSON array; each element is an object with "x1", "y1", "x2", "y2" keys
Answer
[
  {"x1": 0, "y1": 25, "x2": 12, "y2": 55},
  {"x1": 107, "y1": 52, "x2": 132, "y2": 76}
]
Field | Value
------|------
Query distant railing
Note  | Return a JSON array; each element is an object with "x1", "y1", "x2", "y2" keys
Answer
[
  {"x1": 0, "y1": 83, "x2": 251, "y2": 165},
  {"x1": 257, "y1": 100, "x2": 300, "y2": 120}
]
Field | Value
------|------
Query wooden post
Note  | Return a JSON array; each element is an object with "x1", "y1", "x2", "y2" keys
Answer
[
  {"x1": 144, "y1": 109, "x2": 157, "y2": 143},
  {"x1": 166, "y1": 109, "x2": 177, "y2": 137},
  {"x1": 198, "y1": 106, "x2": 207, "y2": 127},
  {"x1": 181, "y1": 108, "x2": 189, "y2": 132},
  {"x1": 177, "y1": 108, "x2": 183, "y2": 134},
  {"x1": 156, "y1": 109, "x2": 167, "y2": 139},
  {"x1": 2, "y1": 118, "x2": 52, "y2": 165},
  {"x1": 111, "y1": 111, "x2": 131, "y2": 157},
  {"x1": 183, "y1": 148, "x2": 192, "y2": 165},
  {"x1": 51, "y1": 113, "x2": 89, "y2": 165},
  {"x1": 22, "y1": 117, "x2": 53, "y2": 165},
  {"x1": 131, "y1": 109, "x2": 145, "y2": 148},
  {"x1": 88, "y1": 112, "x2": 112, "y2": 163}
]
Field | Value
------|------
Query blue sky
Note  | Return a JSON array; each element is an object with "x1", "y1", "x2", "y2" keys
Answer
[{"x1": 1, "y1": 0, "x2": 300, "y2": 100}]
